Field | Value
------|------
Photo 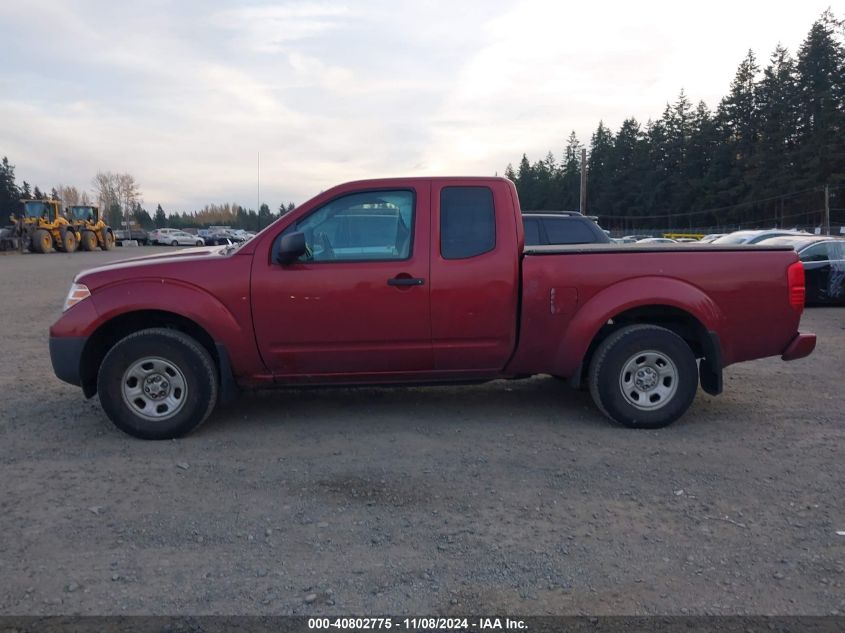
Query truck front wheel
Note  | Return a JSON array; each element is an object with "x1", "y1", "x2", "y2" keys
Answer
[
  {"x1": 96, "y1": 328, "x2": 219, "y2": 439},
  {"x1": 588, "y1": 324, "x2": 698, "y2": 429}
]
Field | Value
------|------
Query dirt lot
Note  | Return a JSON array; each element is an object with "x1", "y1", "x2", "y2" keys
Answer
[{"x1": 0, "y1": 247, "x2": 843, "y2": 616}]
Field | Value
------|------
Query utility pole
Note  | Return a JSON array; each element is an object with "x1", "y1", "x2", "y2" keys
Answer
[
  {"x1": 579, "y1": 148, "x2": 587, "y2": 214},
  {"x1": 823, "y1": 184, "x2": 830, "y2": 236}
]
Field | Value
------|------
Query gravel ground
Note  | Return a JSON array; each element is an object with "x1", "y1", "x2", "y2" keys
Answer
[{"x1": 0, "y1": 247, "x2": 843, "y2": 616}]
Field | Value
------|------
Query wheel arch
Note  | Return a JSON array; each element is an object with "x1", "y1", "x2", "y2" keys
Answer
[
  {"x1": 557, "y1": 277, "x2": 724, "y2": 394},
  {"x1": 79, "y1": 309, "x2": 239, "y2": 402}
]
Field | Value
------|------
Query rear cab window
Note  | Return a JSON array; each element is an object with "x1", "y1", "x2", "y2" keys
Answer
[{"x1": 440, "y1": 187, "x2": 496, "y2": 259}]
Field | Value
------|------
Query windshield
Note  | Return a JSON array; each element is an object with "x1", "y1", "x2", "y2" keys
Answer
[
  {"x1": 22, "y1": 201, "x2": 52, "y2": 218},
  {"x1": 69, "y1": 206, "x2": 96, "y2": 221}
]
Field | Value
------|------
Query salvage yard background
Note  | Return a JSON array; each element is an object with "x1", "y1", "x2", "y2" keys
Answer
[{"x1": 0, "y1": 247, "x2": 842, "y2": 615}]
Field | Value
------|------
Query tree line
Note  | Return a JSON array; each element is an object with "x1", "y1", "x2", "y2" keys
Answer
[
  {"x1": 0, "y1": 162, "x2": 297, "y2": 231},
  {"x1": 505, "y1": 10, "x2": 845, "y2": 231}
]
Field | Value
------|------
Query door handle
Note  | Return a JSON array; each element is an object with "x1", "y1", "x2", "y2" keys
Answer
[{"x1": 387, "y1": 276, "x2": 425, "y2": 286}]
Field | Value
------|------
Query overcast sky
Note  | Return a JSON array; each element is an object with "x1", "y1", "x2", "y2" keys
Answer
[{"x1": 0, "y1": 0, "x2": 836, "y2": 212}]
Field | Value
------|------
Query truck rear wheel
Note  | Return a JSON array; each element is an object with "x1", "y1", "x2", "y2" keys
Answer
[
  {"x1": 588, "y1": 324, "x2": 698, "y2": 429},
  {"x1": 97, "y1": 328, "x2": 219, "y2": 440},
  {"x1": 81, "y1": 231, "x2": 98, "y2": 251}
]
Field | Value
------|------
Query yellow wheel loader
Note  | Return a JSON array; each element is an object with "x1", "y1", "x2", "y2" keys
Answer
[
  {"x1": 66, "y1": 205, "x2": 115, "y2": 251},
  {"x1": 10, "y1": 200, "x2": 79, "y2": 253}
]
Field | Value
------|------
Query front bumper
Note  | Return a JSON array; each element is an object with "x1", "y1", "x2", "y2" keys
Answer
[
  {"x1": 781, "y1": 332, "x2": 816, "y2": 361},
  {"x1": 49, "y1": 336, "x2": 87, "y2": 386}
]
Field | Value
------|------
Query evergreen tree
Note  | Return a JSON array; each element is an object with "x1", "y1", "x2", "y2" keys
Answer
[
  {"x1": 587, "y1": 121, "x2": 615, "y2": 214},
  {"x1": 154, "y1": 204, "x2": 167, "y2": 228},
  {"x1": 258, "y1": 203, "x2": 272, "y2": 228},
  {"x1": 794, "y1": 10, "x2": 845, "y2": 188},
  {"x1": 754, "y1": 44, "x2": 800, "y2": 222},
  {"x1": 21, "y1": 181, "x2": 32, "y2": 199},
  {"x1": 610, "y1": 118, "x2": 648, "y2": 222},
  {"x1": 0, "y1": 156, "x2": 19, "y2": 224},
  {"x1": 559, "y1": 131, "x2": 582, "y2": 210},
  {"x1": 500, "y1": 11, "x2": 845, "y2": 231},
  {"x1": 33, "y1": 185, "x2": 44, "y2": 200}
]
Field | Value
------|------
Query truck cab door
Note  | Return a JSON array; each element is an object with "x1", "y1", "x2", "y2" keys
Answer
[
  {"x1": 429, "y1": 180, "x2": 521, "y2": 373},
  {"x1": 250, "y1": 184, "x2": 432, "y2": 378}
]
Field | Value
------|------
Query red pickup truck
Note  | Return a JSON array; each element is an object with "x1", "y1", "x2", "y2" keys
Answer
[{"x1": 49, "y1": 177, "x2": 816, "y2": 439}]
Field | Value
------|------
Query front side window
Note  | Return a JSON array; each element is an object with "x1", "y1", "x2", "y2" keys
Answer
[
  {"x1": 440, "y1": 186, "x2": 495, "y2": 259},
  {"x1": 282, "y1": 190, "x2": 414, "y2": 262}
]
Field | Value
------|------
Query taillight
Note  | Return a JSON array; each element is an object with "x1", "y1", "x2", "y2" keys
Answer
[{"x1": 787, "y1": 261, "x2": 805, "y2": 311}]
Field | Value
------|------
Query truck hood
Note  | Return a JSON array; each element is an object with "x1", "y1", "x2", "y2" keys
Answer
[{"x1": 75, "y1": 245, "x2": 230, "y2": 288}]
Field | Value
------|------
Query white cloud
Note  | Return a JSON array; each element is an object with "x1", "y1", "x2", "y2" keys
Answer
[
  {"x1": 0, "y1": 0, "x2": 834, "y2": 210},
  {"x1": 211, "y1": 3, "x2": 351, "y2": 52}
]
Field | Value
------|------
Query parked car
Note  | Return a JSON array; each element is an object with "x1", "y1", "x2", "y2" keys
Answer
[
  {"x1": 758, "y1": 236, "x2": 845, "y2": 305},
  {"x1": 162, "y1": 230, "x2": 205, "y2": 247},
  {"x1": 699, "y1": 233, "x2": 727, "y2": 243},
  {"x1": 522, "y1": 211, "x2": 611, "y2": 246},
  {"x1": 113, "y1": 228, "x2": 149, "y2": 246},
  {"x1": 712, "y1": 229, "x2": 811, "y2": 245},
  {"x1": 49, "y1": 176, "x2": 815, "y2": 439},
  {"x1": 148, "y1": 228, "x2": 184, "y2": 245},
  {"x1": 636, "y1": 237, "x2": 677, "y2": 244},
  {"x1": 202, "y1": 230, "x2": 238, "y2": 246}
]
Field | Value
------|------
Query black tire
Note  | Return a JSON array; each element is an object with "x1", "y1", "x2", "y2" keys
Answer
[
  {"x1": 195, "y1": 240, "x2": 204, "y2": 246},
  {"x1": 61, "y1": 230, "x2": 78, "y2": 252},
  {"x1": 101, "y1": 230, "x2": 115, "y2": 250},
  {"x1": 32, "y1": 228, "x2": 53, "y2": 253},
  {"x1": 588, "y1": 324, "x2": 698, "y2": 429},
  {"x1": 81, "y1": 231, "x2": 98, "y2": 251},
  {"x1": 97, "y1": 328, "x2": 219, "y2": 440},
  {"x1": 171, "y1": 240, "x2": 178, "y2": 247}
]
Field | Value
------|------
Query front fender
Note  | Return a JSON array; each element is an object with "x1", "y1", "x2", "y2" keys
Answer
[
  {"x1": 79, "y1": 278, "x2": 261, "y2": 377},
  {"x1": 550, "y1": 276, "x2": 724, "y2": 377}
]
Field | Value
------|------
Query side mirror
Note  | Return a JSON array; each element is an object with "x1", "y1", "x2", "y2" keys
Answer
[{"x1": 277, "y1": 231, "x2": 307, "y2": 265}]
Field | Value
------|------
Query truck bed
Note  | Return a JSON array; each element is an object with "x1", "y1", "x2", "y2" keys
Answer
[{"x1": 509, "y1": 245, "x2": 802, "y2": 379}]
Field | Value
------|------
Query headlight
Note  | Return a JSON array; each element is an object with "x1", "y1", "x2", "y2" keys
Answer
[{"x1": 63, "y1": 283, "x2": 91, "y2": 312}]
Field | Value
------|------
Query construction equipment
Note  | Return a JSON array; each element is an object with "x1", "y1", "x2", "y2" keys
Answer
[
  {"x1": 10, "y1": 199, "x2": 79, "y2": 253},
  {"x1": 66, "y1": 205, "x2": 115, "y2": 251}
]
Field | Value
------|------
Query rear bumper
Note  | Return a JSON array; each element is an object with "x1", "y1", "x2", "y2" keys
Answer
[
  {"x1": 49, "y1": 336, "x2": 87, "y2": 386},
  {"x1": 781, "y1": 332, "x2": 816, "y2": 361}
]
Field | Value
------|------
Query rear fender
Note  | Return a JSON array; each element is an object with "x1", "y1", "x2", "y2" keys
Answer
[{"x1": 550, "y1": 276, "x2": 724, "y2": 378}]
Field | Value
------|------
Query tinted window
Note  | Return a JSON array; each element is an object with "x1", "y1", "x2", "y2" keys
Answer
[
  {"x1": 523, "y1": 218, "x2": 541, "y2": 246},
  {"x1": 800, "y1": 243, "x2": 830, "y2": 262},
  {"x1": 440, "y1": 187, "x2": 495, "y2": 259},
  {"x1": 282, "y1": 190, "x2": 414, "y2": 262},
  {"x1": 543, "y1": 217, "x2": 600, "y2": 244}
]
